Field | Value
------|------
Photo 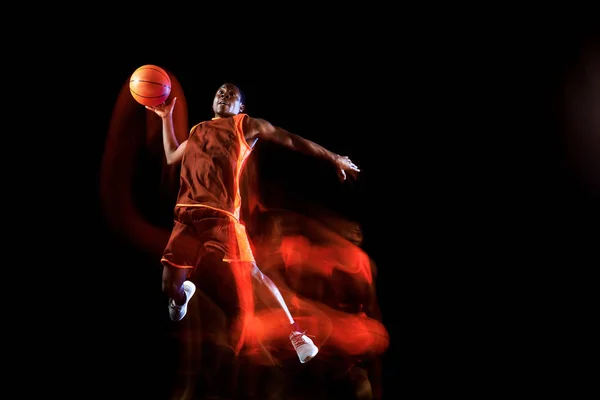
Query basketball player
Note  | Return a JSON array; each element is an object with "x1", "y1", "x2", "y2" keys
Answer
[{"x1": 146, "y1": 82, "x2": 360, "y2": 364}]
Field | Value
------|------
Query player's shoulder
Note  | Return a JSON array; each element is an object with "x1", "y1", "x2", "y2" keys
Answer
[
  {"x1": 235, "y1": 113, "x2": 251, "y2": 120},
  {"x1": 239, "y1": 114, "x2": 268, "y2": 126},
  {"x1": 234, "y1": 113, "x2": 256, "y2": 128}
]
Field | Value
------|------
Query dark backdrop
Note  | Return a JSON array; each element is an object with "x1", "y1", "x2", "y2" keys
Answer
[{"x1": 26, "y1": 19, "x2": 599, "y2": 399}]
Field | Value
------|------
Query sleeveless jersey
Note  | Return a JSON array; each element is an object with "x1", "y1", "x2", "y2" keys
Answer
[{"x1": 175, "y1": 113, "x2": 253, "y2": 221}]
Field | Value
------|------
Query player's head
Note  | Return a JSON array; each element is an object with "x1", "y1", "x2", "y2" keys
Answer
[{"x1": 212, "y1": 82, "x2": 245, "y2": 118}]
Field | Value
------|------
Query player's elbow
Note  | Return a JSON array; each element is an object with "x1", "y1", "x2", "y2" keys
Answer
[
  {"x1": 165, "y1": 154, "x2": 180, "y2": 165},
  {"x1": 164, "y1": 146, "x2": 185, "y2": 165}
]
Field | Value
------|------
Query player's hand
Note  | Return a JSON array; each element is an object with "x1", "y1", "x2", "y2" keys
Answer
[
  {"x1": 145, "y1": 97, "x2": 177, "y2": 118},
  {"x1": 334, "y1": 155, "x2": 360, "y2": 182}
]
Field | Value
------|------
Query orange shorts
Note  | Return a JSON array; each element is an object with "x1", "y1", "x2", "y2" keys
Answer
[{"x1": 161, "y1": 206, "x2": 255, "y2": 270}]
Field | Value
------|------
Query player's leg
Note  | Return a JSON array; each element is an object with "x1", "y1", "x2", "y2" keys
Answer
[
  {"x1": 250, "y1": 264, "x2": 295, "y2": 324},
  {"x1": 161, "y1": 217, "x2": 198, "y2": 321},
  {"x1": 162, "y1": 264, "x2": 196, "y2": 321},
  {"x1": 228, "y1": 216, "x2": 318, "y2": 362},
  {"x1": 250, "y1": 263, "x2": 319, "y2": 363}
]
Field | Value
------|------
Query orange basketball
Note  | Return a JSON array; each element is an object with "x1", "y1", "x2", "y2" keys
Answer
[{"x1": 129, "y1": 65, "x2": 171, "y2": 106}]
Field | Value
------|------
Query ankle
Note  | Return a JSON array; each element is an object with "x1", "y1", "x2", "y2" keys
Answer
[{"x1": 172, "y1": 291, "x2": 186, "y2": 306}]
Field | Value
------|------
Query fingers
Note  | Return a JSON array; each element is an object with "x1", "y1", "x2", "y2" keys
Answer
[
  {"x1": 343, "y1": 168, "x2": 360, "y2": 182},
  {"x1": 346, "y1": 161, "x2": 360, "y2": 173},
  {"x1": 337, "y1": 155, "x2": 362, "y2": 182},
  {"x1": 341, "y1": 156, "x2": 360, "y2": 171}
]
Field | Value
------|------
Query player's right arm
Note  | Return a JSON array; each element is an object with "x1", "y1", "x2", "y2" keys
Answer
[{"x1": 146, "y1": 97, "x2": 187, "y2": 165}]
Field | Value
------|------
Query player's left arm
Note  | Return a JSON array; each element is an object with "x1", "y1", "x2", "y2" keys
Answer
[{"x1": 247, "y1": 117, "x2": 360, "y2": 181}]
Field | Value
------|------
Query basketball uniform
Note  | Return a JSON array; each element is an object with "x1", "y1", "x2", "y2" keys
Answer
[{"x1": 161, "y1": 113, "x2": 255, "y2": 270}]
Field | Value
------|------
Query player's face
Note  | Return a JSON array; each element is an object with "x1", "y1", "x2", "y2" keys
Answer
[{"x1": 212, "y1": 84, "x2": 244, "y2": 117}]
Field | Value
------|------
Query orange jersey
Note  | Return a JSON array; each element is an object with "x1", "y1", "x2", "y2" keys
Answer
[{"x1": 175, "y1": 113, "x2": 253, "y2": 221}]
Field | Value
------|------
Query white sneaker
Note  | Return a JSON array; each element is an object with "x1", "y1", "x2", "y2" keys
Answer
[
  {"x1": 289, "y1": 330, "x2": 319, "y2": 363},
  {"x1": 168, "y1": 280, "x2": 196, "y2": 321}
]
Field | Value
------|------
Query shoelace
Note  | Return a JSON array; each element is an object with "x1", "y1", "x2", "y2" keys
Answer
[{"x1": 290, "y1": 331, "x2": 309, "y2": 349}]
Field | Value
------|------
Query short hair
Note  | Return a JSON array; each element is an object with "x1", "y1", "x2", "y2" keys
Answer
[{"x1": 221, "y1": 81, "x2": 246, "y2": 105}]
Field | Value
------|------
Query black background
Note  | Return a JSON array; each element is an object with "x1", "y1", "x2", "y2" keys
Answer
[{"x1": 22, "y1": 15, "x2": 599, "y2": 398}]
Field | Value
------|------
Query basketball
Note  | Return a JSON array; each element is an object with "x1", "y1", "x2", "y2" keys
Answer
[{"x1": 129, "y1": 65, "x2": 171, "y2": 106}]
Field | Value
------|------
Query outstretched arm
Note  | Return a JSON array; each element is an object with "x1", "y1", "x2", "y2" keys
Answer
[
  {"x1": 249, "y1": 117, "x2": 360, "y2": 181},
  {"x1": 146, "y1": 97, "x2": 188, "y2": 165}
]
